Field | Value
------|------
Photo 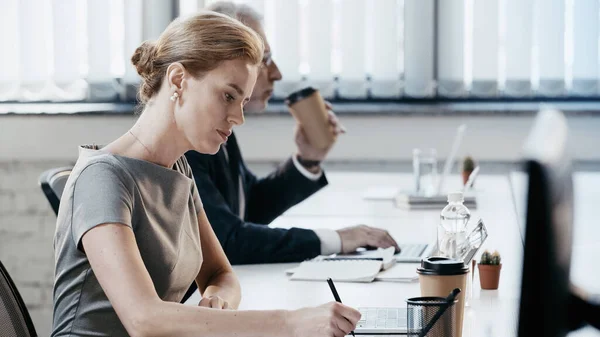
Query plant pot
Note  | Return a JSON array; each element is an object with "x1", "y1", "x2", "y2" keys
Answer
[
  {"x1": 462, "y1": 170, "x2": 473, "y2": 186},
  {"x1": 478, "y1": 264, "x2": 502, "y2": 290}
]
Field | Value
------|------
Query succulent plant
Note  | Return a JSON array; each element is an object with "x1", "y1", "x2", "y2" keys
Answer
[
  {"x1": 479, "y1": 250, "x2": 501, "y2": 265},
  {"x1": 463, "y1": 156, "x2": 476, "y2": 172}
]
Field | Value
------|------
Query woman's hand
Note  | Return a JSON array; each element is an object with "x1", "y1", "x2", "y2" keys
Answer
[
  {"x1": 198, "y1": 295, "x2": 231, "y2": 310},
  {"x1": 287, "y1": 302, "x2": 361, "y2": 337}
]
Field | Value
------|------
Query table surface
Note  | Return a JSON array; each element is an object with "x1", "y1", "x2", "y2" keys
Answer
[{"x1": 186, "y1": 172, "x2": 600, "y2": 337}]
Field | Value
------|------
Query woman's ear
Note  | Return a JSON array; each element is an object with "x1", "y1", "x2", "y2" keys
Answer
[{"x1": 166, "y1": 62, "x2": 186, "y2": 91}]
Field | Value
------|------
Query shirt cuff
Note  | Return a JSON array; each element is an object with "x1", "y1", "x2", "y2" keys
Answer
[
  {"x1": 292, "y1": 154, "x2": 323, "y2": 181},
  {"x1": 313, "y1": 229, "x2": 342, "y2": 255}
]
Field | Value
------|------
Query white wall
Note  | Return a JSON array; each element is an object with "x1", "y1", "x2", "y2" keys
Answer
[{"x1": 1, "y1": 113, "x2": 599, "y2": 163}]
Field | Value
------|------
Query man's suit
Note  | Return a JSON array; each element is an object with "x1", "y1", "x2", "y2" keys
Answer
[{"x1": 184, "y1": 132, "x2": 329, "y2": 265}]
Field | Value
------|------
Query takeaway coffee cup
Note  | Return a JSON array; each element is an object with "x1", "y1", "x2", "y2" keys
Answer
[
  {"x1": 285, "y1": 87, "x2": 336, "y2": 150},
  {"x1": 417, "y1": 257, "x2": 469, "y2": 337}
]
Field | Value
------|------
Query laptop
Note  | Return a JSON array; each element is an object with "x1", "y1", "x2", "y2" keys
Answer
[
  {"x1": 352, "y1": 220, "x2": 488, "y2": 335},
  {"x1": 396, "y1": 218, "x2": 487, "y2": 263},
  {"x1": 394, "y1": 242, "x2": 436, "y2": 262},
  {"x1": 344, "y1": 243, "x2": 434, "y2": 264},
  {"x1": 354, "y1": 307, "x2": 410, "y2": 334},
  {"x1": 354, "y1": 217, "x2": 486, "y2": 269}
]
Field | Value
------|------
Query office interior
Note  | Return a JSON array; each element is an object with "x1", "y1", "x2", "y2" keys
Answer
[{"x1": 0, "y1": 0, "x2": 599, "y2": 336}]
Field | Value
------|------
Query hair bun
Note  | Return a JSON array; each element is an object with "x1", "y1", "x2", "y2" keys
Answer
[{"x1": 131, "y1": 41, "x2": 157, "y2": 79}]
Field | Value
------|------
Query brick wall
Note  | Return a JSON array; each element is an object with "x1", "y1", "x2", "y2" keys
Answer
[{"x1": 0, "y1": 160, "x2": 71, "y2": 337}]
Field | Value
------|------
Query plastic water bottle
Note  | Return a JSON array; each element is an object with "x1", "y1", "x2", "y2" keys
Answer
[{"x1": 438, "y1": 192, "x2": 471, "y2": 259}]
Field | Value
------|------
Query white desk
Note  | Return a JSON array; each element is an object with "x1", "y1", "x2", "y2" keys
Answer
[
  {"x1": 280, "y1": 172, "x2": 484, "y2": 218},
  {"x1": 186, "y1": 172, "x2": 598, "y2": 336}
]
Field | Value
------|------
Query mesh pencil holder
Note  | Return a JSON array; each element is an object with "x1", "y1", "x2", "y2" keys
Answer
[{"x1": 406, "y1": 296, "x2": 459, "y2": 337}]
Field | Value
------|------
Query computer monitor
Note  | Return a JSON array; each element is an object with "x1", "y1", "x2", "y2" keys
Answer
[
  {"x1": 517, "y1": 108, "x2": 574, "y2": 336},
  {"x1": 517, "y1": 109, "x2": 600, "y2": 337}
]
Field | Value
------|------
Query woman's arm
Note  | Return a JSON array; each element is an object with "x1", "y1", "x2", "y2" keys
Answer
[
  {"x1": 82, "y1": 223, "x2": 288, "y2": 337},
  {"x1": 193, "y1": 207, "x2": 241, "y2": 309},
  {"x1": 83, "y1": 222, "x2": 361, "y2": 337}
]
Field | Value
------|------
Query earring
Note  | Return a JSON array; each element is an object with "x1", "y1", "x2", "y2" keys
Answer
[{"x1": 170, "y1": 92, "x2": 180, "y2": 102}]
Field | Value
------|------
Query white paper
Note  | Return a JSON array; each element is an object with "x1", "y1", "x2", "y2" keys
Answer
[{"x1": 375, "y1": 263, "x2": 420, "y2": 282}]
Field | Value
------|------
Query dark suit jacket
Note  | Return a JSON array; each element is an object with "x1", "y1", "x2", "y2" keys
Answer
[
  {"x1": 185, "y1": 132, "x2": 329, "y2": 265},
  {"x1": 181, "y1": 132, "x2": 328, "y2": 303}
]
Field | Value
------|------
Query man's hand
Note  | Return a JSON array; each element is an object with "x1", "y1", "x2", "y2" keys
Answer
[
  {"x1": 198, "y1": 295, "x2": 230, "y2": 310},
  {"x1": 336, "y1": 225, "x2": 400, "y2": 254},
  {"x1": 295, "y1": 102, "x2": 346, "y2": 162}
]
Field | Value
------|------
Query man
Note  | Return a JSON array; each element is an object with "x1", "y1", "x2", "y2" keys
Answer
[{"x1": 185, "y1": 1, "x2": 399, "y2": 266}]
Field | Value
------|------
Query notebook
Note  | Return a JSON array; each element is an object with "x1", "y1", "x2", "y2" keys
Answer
[
  {"x1": 287, "y1": 247, "x2": 396, "y2": 283},
  {"x1": 289, "y1": 259, "x2": 383, "y2": 283},
  {"x1": 374, "y1": 263, "x2": 420, "y2": 282}
]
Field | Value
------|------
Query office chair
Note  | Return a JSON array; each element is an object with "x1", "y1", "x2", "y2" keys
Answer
[
  {"x1": 0, "y1": 260, "x2": 38, "y2": 337},
  {"x1": 39, "y1": 167, "x2": 72, "y2": 216}
]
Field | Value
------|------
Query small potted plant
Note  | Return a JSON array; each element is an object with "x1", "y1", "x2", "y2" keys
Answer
[
  {"x1": 478, "y1": 250, "x2": 502, "y2": 290},
  {"x1": 462, "y1": 156, "x2": 476, "y2": 186}
]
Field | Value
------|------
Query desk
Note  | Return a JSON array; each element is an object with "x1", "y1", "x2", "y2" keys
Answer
[
  {"x1": 280, "y1": 172, "x2": 485, "y2": 218},
  {"x1": 186, "y1": 172, "x2": 598, "y2": 336}
]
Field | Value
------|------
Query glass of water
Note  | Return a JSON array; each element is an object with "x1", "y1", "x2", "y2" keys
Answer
[{"x1": 413, "y1": 148, "x2": 438, "y2": 196}]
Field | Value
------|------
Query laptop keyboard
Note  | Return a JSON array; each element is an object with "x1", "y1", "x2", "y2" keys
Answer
[
  {"x1": 357, "y1": 308, "x2": 407, "y2": 330},
  {"x1": 397, "y1": 243, "x2": 428, "y2": 257}
]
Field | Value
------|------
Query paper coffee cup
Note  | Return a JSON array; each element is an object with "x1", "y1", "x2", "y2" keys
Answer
[
  {"x1": 285, "y1": 87, "x2": 336, "y2": 150},
  {"x1": 417, "y1": 257, "x2": 469, "y2": 337}
]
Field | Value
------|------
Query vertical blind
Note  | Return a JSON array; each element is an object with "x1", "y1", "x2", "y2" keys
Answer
[
  {"x1": 0, "y1": 0, "x2": 171, "y2": 102},
  {"x1": 1, "y1": 0, "x2": 599, "y2": 103}
]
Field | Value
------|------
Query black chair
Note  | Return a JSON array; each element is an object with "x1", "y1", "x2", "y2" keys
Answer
[
  {"x1": 39, "y1": 167, "x2": 72, "y2": 216},
  {"x1": 0, "y1": 260, "x2": 37, "y2": 337}
]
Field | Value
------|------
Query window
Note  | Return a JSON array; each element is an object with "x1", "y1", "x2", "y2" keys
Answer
[
  {"x1": 0, "y1": 0, "x2": 168, "y2": 103},
  {"x1": 1, "y1": 0, "x2": 598, "y2": 104}
]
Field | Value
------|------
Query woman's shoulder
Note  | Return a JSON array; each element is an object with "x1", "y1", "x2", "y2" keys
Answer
[
  {"x1": 72, "y1": 145, "x2": 195, "y2": 188},
  {"x1": 175, "y1": 154, "x2": 195, "y2": 180},
  {"x1": 71, "y1": 146, "x2": 135, "y2": 185}
]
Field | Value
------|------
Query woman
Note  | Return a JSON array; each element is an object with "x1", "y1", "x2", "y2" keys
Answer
[{"x1": 51, "y1": 11, "x2": 360, "y2": 337}]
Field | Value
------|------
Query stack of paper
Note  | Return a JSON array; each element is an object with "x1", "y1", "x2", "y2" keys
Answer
[{"x1": 395, "y1": 193, "x2": 477, "y2": 210}]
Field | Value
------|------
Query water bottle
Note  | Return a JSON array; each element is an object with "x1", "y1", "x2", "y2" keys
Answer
[{"x1": 438, "y1": 192, "x2": 471, "y2": 259}]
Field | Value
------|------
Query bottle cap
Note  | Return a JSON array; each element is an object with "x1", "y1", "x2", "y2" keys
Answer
[{"x1": 448, "y1": 192, "x2": 464, "y2": 203}]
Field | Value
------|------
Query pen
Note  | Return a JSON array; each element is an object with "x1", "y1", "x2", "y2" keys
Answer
[{"x1": 326, "y1": 278, "x2": 356, "y2": 337}]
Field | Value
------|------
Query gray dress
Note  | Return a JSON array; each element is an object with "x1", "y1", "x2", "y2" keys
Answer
[{"x1": 52, "y1": 146, "x2": 203, "y2": 336}]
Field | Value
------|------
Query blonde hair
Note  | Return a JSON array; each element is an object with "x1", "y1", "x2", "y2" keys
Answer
[{"x1": 131, "y1": 11, "x2": 264, "y2": 104}]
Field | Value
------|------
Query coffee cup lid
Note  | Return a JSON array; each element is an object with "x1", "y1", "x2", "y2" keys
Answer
[
  {"x1": 417, "y1": 256, "x2": 469, "y2": 276},
  {"x1": 285, "y1": 87, "x2": 318, "y2": 105}
]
